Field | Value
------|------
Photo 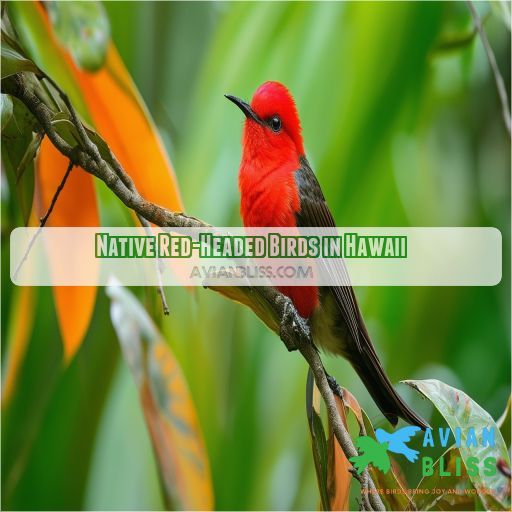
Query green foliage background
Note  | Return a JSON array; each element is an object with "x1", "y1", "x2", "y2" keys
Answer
[{"x1": 2, "y1": 1, "x2": 510, "y2": 510}]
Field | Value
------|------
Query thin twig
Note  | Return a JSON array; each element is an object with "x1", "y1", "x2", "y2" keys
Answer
[
  {"x1": 40, "y1": 160, "x2": 74, "y2": 225},
  {"x1": 12, "y1": 159, "x2": 74, "y2": 281},
  {"x1": 4, "y1": 71, "x2": 385, "y2": 510},
  {"x1": 137, "y1": 213, "x2": 170, "y2": 315},
  {"x1": 467, "y1": 0, "x2": 511, "y2": 136},
  {"x1": 156, "y1": 285, "x2": 170, "y2": 315}
]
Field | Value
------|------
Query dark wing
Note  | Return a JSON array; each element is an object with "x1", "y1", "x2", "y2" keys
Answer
[
  {"x1": 294, "y1": 158, "x2": 429, "y2": 430},
  {"x1": 294, "y1": 157, "x2": 363, "y2": 351}
]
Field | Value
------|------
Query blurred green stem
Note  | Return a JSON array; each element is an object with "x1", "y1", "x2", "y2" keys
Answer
[{"x1": 467, "y1": 0, "x2": 511, "y2": 136}]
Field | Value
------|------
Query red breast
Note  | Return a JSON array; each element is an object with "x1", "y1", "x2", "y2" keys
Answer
[{"x1": 230, "y1": 82, "x2": 319, "y2": 318}]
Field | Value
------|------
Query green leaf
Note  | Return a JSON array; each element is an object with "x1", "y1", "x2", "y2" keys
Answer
[
  {"x1": 46, "y1": 0, "x2": 110, "y2": 72},
  {"x1": 47, "y1": 109, "x2": 120, "y2": 169},
  {"x1": 0, "y1": 37, "x2": 40, "y2": 78},
  {"x1": 7, "y1": 1, "x2": 91, "y2": 122},
  {"x1": 415, "y1": 445, "x2": 476, "y2": 511},
  {"x1": 491, "y1": 0, "x2": 511, "y2": 31},
  {"x1": 15, "y1": 130, "x2": 43, "y2": 186},
  {"x1": 305, "y1": 369, "x2": 330, "y2": 510},
  {"x1": 1, "y1": 93, "x2": 13, "y2": 129},
  {"x1": 50, "y1": 111, "x2": 82, "y2": 147},
  {"x1": 106, "y1": 282, "x2": 214, "y2": 511},
  {"x1": 404, "y1": 379, "x2": 511, "y2": 510},
  {"x1": 1, "y1": 96, "x2": 37, "y2": 225}
]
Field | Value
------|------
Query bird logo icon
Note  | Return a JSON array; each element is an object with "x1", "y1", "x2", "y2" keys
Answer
[{"x1": 349, "y1": 426, "x2": 422, "y2": 474}]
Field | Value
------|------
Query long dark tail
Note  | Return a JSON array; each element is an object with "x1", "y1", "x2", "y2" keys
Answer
[{"x1": 351, "y1": 331, "x2": 429, "y2": 430}]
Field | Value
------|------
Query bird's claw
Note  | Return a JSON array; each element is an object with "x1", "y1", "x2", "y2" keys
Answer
[
  {"x1": 326, "y1": 373, "x2": 344, "y2": 399},
  {"x1": 279, "y1": 297, "x2": 310, "y2": 352}
]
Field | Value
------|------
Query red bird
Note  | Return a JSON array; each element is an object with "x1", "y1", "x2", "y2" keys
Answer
[{"x1": 226, "y1": 81, "x2": 427, "y2": 429}]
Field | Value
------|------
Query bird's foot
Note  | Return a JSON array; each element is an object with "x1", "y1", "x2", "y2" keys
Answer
[
  {"x1": 325, "y1": 372, "x2": 344, "y2": 400},
  {"x1": 279, "y1": 297, "x2": 310, "y2": 352}
]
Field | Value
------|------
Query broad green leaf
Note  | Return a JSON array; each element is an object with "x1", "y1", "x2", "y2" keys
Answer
[
  {"x1": 107, "y1": 282, "x2": 214, "y2": 511},
  {"x1": 1, "y1": 19, "x2": 42, "y2": 78},
  {"x1": 1, "y1": 93, "x2": 13, "y2": 129},
  {"x1": 404, "y1": 379, "x2": 511, "y2": 510},
  {"x1": 0, "y1": 287, "x2": 118, "y2": 510},
  {"x1": 415, "y1": 445, "x2": 476, "y2": 511},
  {"x1": 46, "y1": 0, "x2": 110, "y2": 72},
  {"x1": 0, "y1": 39, "x2": 40, "y2": 78}
]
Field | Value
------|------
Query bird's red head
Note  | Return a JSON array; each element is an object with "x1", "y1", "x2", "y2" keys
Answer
[
  {"x1": 226, "y1": 81, "x2": 306, "y2": 229},
  {"x1": 226, "y1": 81, "x2": 305, "y2": 166}
]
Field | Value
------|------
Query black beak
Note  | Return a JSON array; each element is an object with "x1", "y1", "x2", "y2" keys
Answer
[{"x1": 225, "y1": 94, "x2": 263, "y2": 125}]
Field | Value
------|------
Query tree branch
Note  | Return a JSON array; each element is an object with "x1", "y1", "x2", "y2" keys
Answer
[{"x1": 4, "y1": 71, "x2": 385, "y2": 511}]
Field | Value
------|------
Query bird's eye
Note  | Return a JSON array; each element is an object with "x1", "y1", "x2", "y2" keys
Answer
[{"x1": 269, "y1": 116, "x2": 282, "y2": 132}]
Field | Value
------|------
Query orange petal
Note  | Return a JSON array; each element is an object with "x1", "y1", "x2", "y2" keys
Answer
[
  {"x1": 36, "y1": 138, "x2": 99, "y2": 361},
  {"x1": 71, "y1": 44, "x2": 183, "y2": 213},
  {"x1": 2, "y1": 286, "x2": 35, "y2": 405},
  {"x1": 141, "y1": 342, "x2": 214, "y2": 510}
]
